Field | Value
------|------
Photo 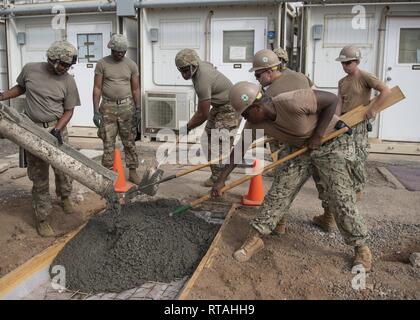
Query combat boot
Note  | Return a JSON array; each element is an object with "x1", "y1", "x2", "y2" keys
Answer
[
  {"x1": 273, "y1": 217, "x2": 287, "y2": 235},
  {"x1": 61, "y1": 196, "x2": 76, "y2": 215},
  {"x1": 313, "y1": 209, "x2": 337, "y2": 232},
  {"x1": 233, "y1": 228, "x2": 264, "y2": 262},
  {"x1": 128, "y1": 169, "x2": 141, "y2": 185},
  {"x1": 36, "y1": 220, "x2": 55, "y2": 237},
  {"x1": 353, "y1": 245, "x2": 372, "y2": 272}
]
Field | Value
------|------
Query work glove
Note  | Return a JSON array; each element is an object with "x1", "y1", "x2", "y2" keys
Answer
[
  {"x1": 93, "y1": 111, "x2": 102, "y2": 128},
  {"x1": 50, "y1": 128, "x2": 63, "y2": 145},
  {"x1": 134, "y1": 108, "x2": 142, "y2": 127},
  {"x1": 335, "y1": 120, "x2": 353, "y2": 135}
]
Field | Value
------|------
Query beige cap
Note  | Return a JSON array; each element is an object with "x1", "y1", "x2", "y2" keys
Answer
[
  {"x1": 175, "y1": 49, "x2": 201, "y2": 68},
  {"x1": 273, "y1": 47, "x2": 289, "y2": 63},
  {"x1": 229, "y1": 81, "x2": 263, "y2": 115},
  {"x1": 335, "y1": 46, "x2": 362, "y2": 62},
  {"x1": 249, "y1": 49, "x2": 280, "y2": 72}
]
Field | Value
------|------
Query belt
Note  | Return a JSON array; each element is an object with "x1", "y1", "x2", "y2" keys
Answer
[
  {"x1": 102, "y1": 96, "x2": 133, "y2": 105},
  {"x1": 34, "y1": 120, "x2": 58, "y2": 128}
]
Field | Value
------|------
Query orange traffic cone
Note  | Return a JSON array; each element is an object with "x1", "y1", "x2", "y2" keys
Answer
[
  {"x1": 242, "y1": 160, "x2": 265, "y2": 206},
  {"x1": 113, "y1": 148, "x2": 134, "y2": 193}
]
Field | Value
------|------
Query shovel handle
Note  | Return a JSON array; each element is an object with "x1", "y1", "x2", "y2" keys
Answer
[
  {"x1": 175, "y1": 136, "x2": 274, "y2": 178},
  {"x1": 185, "y1": 127, "x2": 349, "y2": 210}
]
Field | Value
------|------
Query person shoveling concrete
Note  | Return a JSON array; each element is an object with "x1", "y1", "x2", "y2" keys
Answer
[{"x1": 50, "y1": 199, "x2": 219, "y2": 294}]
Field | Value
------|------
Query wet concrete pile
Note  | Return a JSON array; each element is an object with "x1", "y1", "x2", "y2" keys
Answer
[{"x1": 51, "y1": 199, "x2": 219, "y2": 293}]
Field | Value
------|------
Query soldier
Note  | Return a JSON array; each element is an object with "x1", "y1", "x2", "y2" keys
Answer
[
  {"x1": 0, "y1": 41, "x2": 80, "y2": 237},
  {"x1": 211, "y1": 82, "x2": 372, "y2": 272},
  {"x1": 312, "y1": 46, "x2": 391, "y2": 232},
  {"x1": 93, "y1": 34, "x2": 141, "y2": 184},
  {"x1": 250, "y1": 49, "x2": 322, "y2": 235},
  {"x1": 175, "y1": 49, "x2": 239, "y2": 187}
]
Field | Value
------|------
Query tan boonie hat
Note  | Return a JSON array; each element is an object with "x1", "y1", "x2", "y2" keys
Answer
[
  {"x1": 229, "y1": 81, "x2": 263, "y2": 115},
  {"x1": 335, "y1": 46, "x2": 362, "y2": 62},
  {"x1": 108, "y1": 34, "x2": 128, "y2": 52},
  {"x1": 273, "y1": 47, "x2": 289, "y2": 63},
  {"x1": 249, "y1": 49, "x2": 281, "y2": 72},
  {"x1": 47, "y1": 41, "x2": 78, "y2": 65},
  {"x1": 175, "y1": 49, "x2": 201, "y2": 68}
]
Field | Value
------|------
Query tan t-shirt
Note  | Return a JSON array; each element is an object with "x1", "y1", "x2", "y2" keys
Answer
[
  {"x1": 245, "y1": 89, "x2": 338, "y2": 147},
  {"x1": 281, "y1": 68, "x2": 314, "y2": 87},
  {"x1": 192, "y1": 62, "x2": 232, "y2": 107},
  {"x1": 338, "y1": 70, "x2": 385, "y2": 114},
  {"x1": 95, "y1": 55, "x2": 139, "y2": 100},
  {"x1": 265, "y1": 69, "x2": 313, "y2": 97},
  {"x1": 16, "y1": 62, "x2": 80, "y2": 123}
]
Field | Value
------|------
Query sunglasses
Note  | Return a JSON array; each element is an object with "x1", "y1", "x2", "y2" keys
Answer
[
  {"x1": 255, "y1": 69, "x2": 269, "y2": 79},
  {"x1": 58, "y1": 61, "x2": 72, "y2": 69},
  {"x1": 177, "y1": 66, "x2": 191, "y2": 73},
  {"x1": 341, "y1": 60, "x2": 356, "y2": 66}
]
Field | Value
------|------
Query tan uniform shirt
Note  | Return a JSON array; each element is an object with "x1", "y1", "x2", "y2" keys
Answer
[
  {"x1": 281, "y1": 68, "x2": 314, "y2": 88},
  {"x1": 16, "y1": 62, "x2": 80, "y2": 123},
  {"x1": 338, "y1": 70, "x2": 385, "y2": 114},
  {"x1": 95, "y1": 56, "x2": 139, "y2": 100},
  {"x1": 192, "y1": 62, "x2": 232, "y2": 107},
  {"x1": 266, "y1": 69, "x2": 313, "y2": 97},
  {"x1": 245, "y1": 89, "x2": 339, "y2": 147}
]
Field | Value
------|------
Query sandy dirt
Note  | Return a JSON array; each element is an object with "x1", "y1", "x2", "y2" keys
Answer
[
  {"x1": 184, "y1": 161, "x2": 420, "y2": 300},
  {"x1": 0, "y1": 138, "x2": 419, "y2": 300}
]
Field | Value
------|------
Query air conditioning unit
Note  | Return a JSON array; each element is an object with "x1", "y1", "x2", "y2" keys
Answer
[{"x1": 145, "y1": 90, "x2": 195, "y2": 131}]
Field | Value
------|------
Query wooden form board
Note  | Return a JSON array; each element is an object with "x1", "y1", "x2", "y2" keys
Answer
[
  {"x1": 178, "y1": 203, "x2": 240, "y2": 300},
  {"x1": 0, "y1": 225, "x2": 85, "y2": 299}
]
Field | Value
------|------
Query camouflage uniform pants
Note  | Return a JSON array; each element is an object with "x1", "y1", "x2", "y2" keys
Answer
[
  {"x1": 202, "y1": 104, "x2": 240, "y2": 182},
  {"x1": 98, "y1": 101, "x2": 139, "y2": 169},
  {"x1": 251, "y1": 134, "x2": 368, "y2": 247},
  {"x1": 270, "y1": 140, "x2": 330, "y2": 211},
  {"x1": 352, "y1": 120, "x2": 369, "y2": 193},
  {"x1": 27, "y1": 124, "x2": 72, "y2": 222}
]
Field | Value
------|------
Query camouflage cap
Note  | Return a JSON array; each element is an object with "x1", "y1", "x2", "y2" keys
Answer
[
  {"x1": 336, "y1": 46, "x2": 362, "y2": 62},
  {"x1": 175, "y1": 49, "x2": 201, "y2": 68},
  {"x1": 46, "y1": 41, "x2": 78, "y2": 65},
  {"x1": 108, "y1": 34, "x2": 128, "y2": 52},
  {"x1": 249, "y1": 49, "x2": 280, "y2": 72},
  {"x1": 273, "y1": 47, "x2": 289, "y2": 63},
  {"x1": 229, "y1": 81, "x2": 263, "y2": 115}
]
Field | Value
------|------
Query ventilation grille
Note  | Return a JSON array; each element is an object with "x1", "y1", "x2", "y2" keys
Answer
[{"x1": 146, "y1": 99, "x2": 176, "y2": 129}]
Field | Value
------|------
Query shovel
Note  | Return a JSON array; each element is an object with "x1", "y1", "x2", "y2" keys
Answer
[{"x1": 137, "y1": 136, "x2": 274, "y2": 196}]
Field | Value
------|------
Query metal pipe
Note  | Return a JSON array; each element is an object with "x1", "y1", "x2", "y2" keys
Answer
[
  {"x1": 0, "y1": 1, "x2": 116, "y2": 17},
  {"x1": 135, "y1": 0, "x2": 283, "y2": 9},
  {"x1": 204, "y1": 10, "x2": 214, "y2": 61},
  {"x1": 303, "y1": 2, "x2": 420, "y2": 7},
  {"x1": 373, "y1": 5, "x2": 389, "y2": 138},
  {"x1": 0, "y1": 103, "x2": 116, "y2": 197},
  {"x1": 276, "y1": 2, "x2": 282, "y2": 48}
]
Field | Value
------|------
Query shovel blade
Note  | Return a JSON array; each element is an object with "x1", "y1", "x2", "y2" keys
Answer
[{"x1": 138, "y1": 167, "x2": 164, "y2": 196}]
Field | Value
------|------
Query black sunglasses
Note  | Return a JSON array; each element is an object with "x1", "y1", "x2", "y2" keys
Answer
[
  {"x1": 341, "y1": 60, "x2": 356, "y2": 66},
  {"x1": 255, "y1": 69, "x2": 268, "y2": 79}
]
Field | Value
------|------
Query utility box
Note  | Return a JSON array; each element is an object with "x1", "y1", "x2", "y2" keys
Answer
[
  {"x1": 116, "y1": 0, "x2": 136, "y2": 17},
  {"x1": 312, "y1": 24, "x2": 323, "y2": 40}
]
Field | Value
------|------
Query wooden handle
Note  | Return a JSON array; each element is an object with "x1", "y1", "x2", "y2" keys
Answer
[
  {"x1": 188, "y1": 128, "x2": 349, "y2": 209},
  {"x1": 175, "y1": 136, "x2": 273, "y2": 178}
]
